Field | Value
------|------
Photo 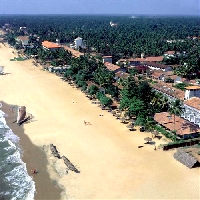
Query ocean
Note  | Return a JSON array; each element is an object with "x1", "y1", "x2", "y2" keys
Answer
[{"x1": 0, "y1": 109, "x2": 35, "y2": 200}]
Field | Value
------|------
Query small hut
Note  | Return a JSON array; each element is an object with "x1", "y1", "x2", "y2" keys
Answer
[{"x1": 174, "y1": 149, "x2": 198, "y2": 168}]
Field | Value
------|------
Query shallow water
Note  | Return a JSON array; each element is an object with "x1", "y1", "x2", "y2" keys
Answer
[{"x1": 0, "y1": 110, "x2": 35, "y2": 200}]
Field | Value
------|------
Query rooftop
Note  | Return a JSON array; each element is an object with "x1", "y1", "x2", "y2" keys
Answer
[
  {"x1": 152, "y1": 82, "x2": 185, "y2": 100},
  {"x1": 145, "y1": 61, "x2": 170, "y2": 69},
  {"x1": 184, "y1": 97, "x2": 200, "y2": 110},
  {"x1": 104, "y1": 62, "x2": 120, "y2": 71},
  {"x1": 185, "y1": 86, "x2": 200, "y2": 90},
  {"x1": 119, "y1": 56, "x2": 164, "y2": 63},
  {"x1": 103, "y1": 56, "x2": 112, "y2": 58},
  {"x1": 42, "y1": 40, "x2": 62, "y2": 49},
  {"x1": 151, "y1": 70, "x2": 165, "y2": 78},
  {"x1": 115, "y1": 71, "x2": 129, "y2": 79},
  {"x1": 17, "y1": 36, "x2": 29, "y2": 41},
  {"x1": 164, "y1": 51, "x2": 175, "y2": 55},
  {"x1": 154, "y1": 112, "x2": 200, "y2": 135}
]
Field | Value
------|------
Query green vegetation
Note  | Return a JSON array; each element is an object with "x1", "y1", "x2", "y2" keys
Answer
[
  {"x1": 168, "y1": 99, "x2": 184, "y2": 133},
  {"x1": 2, "y1": 15, "x2": 200, "y2": 137},
  {"x1": 14, "y1": 57, "x2": 26, "y2": 61},
  {"x1": 155, "y1": 125, "x2": 179, "y2": 141},
  {"x1": 10, "y1": 57, "x2": 26, "y2": 61},
  {"x1": 173, "y1": 82, "x2": 191, "y2": 91}
]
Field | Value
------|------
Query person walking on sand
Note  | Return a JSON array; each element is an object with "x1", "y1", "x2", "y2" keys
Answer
[
  {"x1": 84, "y1": 120, "x2": 87, "y2": 126},
  {"x1": 31, "y1": 169, "x2": 37, "y2": 174}
]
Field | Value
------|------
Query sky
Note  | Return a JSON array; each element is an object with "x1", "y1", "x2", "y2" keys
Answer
[{"x1": 0, "y1": 0, "x2": 199, "y2": 15}]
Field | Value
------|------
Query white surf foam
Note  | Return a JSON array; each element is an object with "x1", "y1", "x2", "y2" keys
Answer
[{"x1": 0, "y1": 108, "x2": 36, "y2": 200}]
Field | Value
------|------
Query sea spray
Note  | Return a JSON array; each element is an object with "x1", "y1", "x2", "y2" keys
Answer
[{"x1": 0, "y1": 109, "x2": 36, "y2": 200}]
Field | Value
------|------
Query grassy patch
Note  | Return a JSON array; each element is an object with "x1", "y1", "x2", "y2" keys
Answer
[
  {"x1": 173, "y1": 82, "x2": 193, "y2": 91},
  {"x1": 10, "y1": 57, "x2": 26, "y2": 61},
  {"x1": 15, "y1": 57, "x2": 26, "y2": 61}
]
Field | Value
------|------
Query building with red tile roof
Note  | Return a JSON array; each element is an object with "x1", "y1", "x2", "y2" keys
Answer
[
  {"x1": 104, "y1": 62, "x2": 123, "y2": 72},
  {"x1": 115, "y1": 71, "x2": 129, "y2": 80},
  {"x1": 102, "y1": 56, "x2": 112, "y2": 63},
  {"x1": 42, "y1": 40, "x2": 62, "y2": 51},
  {"x1": 151, "y1": 82, "x2": 185, "y2": 100},
  {"x1": 17, "y1": 36, "x2": 29, "y2": 46},
  {"x1": 118, "y1": 56, "x2": 164, "y2": 65},
  {"x1": 154, "y1": 112, "x2": 200, "y2": 138},
  {"x1": 144, "y1": 62, "x2": 172, "y2": 72},
  {"x1": 185, "y1": 86, "x2": 200, "y2": 100}
]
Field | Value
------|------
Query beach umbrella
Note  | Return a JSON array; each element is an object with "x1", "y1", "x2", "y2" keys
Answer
[
  {"x1": 111, "y1": 110, "x2": 116, "y2": 115},
  {"x1": 129, "y1": 119, "x2": 135, "y2": 124},
  {"x1": 125, "y1": 115, "x2": 130, "y2": 120},
  {"x1": 116, "y1": 109, "x2": 122, "y2": 114},
  {"x1": 144, "y1": 137, "x2": 152, "y2": 144},
  {"x1": 126, "y1": 124, "x2": 134, "y2": 130},
  {"x1": 115, "y1": 114, "x2": 121, "y2": 119},
  {"x1": 152, "y1": 131, "x2": 159, "y2": 138},
  {"x1": 120, "y1": 117, "x2": 126, "y2": 123}
]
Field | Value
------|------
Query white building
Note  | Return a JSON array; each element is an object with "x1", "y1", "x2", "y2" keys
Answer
[
  {"x1": 16, "y1": 36, "x2": 29, "y2": 47},
  {"x1": 70, "y1": 37, "x2": 85, "y2": 49},
  {"x1": 102, "y1": 56, "x2": 112, "y2": 63},
  {"x1": 144, "y1": 62, "x2": 172, "y2": 72},
  {"x1": 110, "y1": 21, "x2": 118, "y2": 27},
  {"x1": 74, "y1": 37, "x2": 85, "y2": 49},
  {"x1": 183, "y1": 97, "x2": 200, "y2": 127},
  {"x1": 184, "y1": 86, "x2": 200, "y2": 100}
]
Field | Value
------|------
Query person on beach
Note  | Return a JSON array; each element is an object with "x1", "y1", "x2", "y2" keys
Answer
[
  {"x1": 31, "y1": 169, "x2": 37, "y2": 174},
  {"x1": 84, "y1": 120, "x2": 87, "y2": 125}
]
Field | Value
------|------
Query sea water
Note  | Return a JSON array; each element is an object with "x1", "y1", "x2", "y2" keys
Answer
[{"x1": 0, "y1": 109, "x2": 35, "y2": 200}]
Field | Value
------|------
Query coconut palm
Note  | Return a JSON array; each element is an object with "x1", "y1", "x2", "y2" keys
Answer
[{"x1": 168, "y1": 99, "x2": 184, "y2": 132}]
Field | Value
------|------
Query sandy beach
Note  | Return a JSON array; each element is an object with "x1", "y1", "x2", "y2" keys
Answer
[{"x1": 0, "y1": 43, "x2": 199, "y2": 199}]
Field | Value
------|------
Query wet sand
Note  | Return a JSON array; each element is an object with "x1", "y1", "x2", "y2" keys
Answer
[
  {"x1": 1, "y1": 102, "x2": 63, "y2": 199},
  {"x1": 0, "y1": 42, "x2": 200, "y2": 199}
]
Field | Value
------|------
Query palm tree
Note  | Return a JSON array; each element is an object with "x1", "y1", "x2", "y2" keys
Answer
[{"x1": 168, "y1": 99, "x2": 184, "y2": 132}]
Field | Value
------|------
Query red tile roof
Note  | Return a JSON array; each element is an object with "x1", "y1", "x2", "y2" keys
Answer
[
  {"x1": 151, "y1": 71, "x2": 164, "y2": 79},
  {"x1": 103, "y1": 56, "x2": 112, "y2": 58},
  {"x1": 119, "y1": 56, "x2": 164, "y2": 63},
  {"x1": 17, "y1": 36, "x2": 29, "y2": 41},
  {"x1": 165, "y1": 51, "x2": 175, "y2": 55},
  {"x1": 104, "y1": 62, "x2": 120, "y2": 71},
  {"x1": 42, "y1": 40, "x2": 62, "y2": 49},
  {"x1": 115, "y1": 71, "x2": 129, "y2": 79},
  {"x1": 152, "y1": 82, "x2": 185, "y2": 100},
  {"x1": 145, "y1": 62, "x2": 169, "y2": 69},
  {"x1": 154, "y1": 112, "x2": 200, "y2": 135},
  {"x1": 185, "y1": 86, "x2": 200, "y2": 90},
  {"x1": 184, "y1": 97, "x2": 200, "y2": 110}
]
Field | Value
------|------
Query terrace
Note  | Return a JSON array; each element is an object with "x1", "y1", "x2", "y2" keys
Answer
[{"x1": 154, "y1": 112, "x2": 200, "y2": 139}]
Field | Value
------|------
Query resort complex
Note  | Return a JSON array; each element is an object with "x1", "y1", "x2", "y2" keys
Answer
[{"x1": 0, "y1": 15, "x2": 200, "y2": 200}]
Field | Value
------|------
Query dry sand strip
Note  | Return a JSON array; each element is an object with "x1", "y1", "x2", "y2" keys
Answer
[{"x1": 0, "y1": 43, "x2": 200, "y2": 200}]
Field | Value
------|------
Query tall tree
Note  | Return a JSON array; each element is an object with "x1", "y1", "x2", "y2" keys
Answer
[{"x1": 168, "y1": 99, "x2": 184, "y2": 132}]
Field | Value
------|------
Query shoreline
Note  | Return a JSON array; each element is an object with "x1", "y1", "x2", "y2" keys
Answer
[
  {"x1": 0, "y1": 42, "x2": 200, "y2": 199},
  {"x1": 1, "y1": 102, "x2": 63, "y2": 200}
]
